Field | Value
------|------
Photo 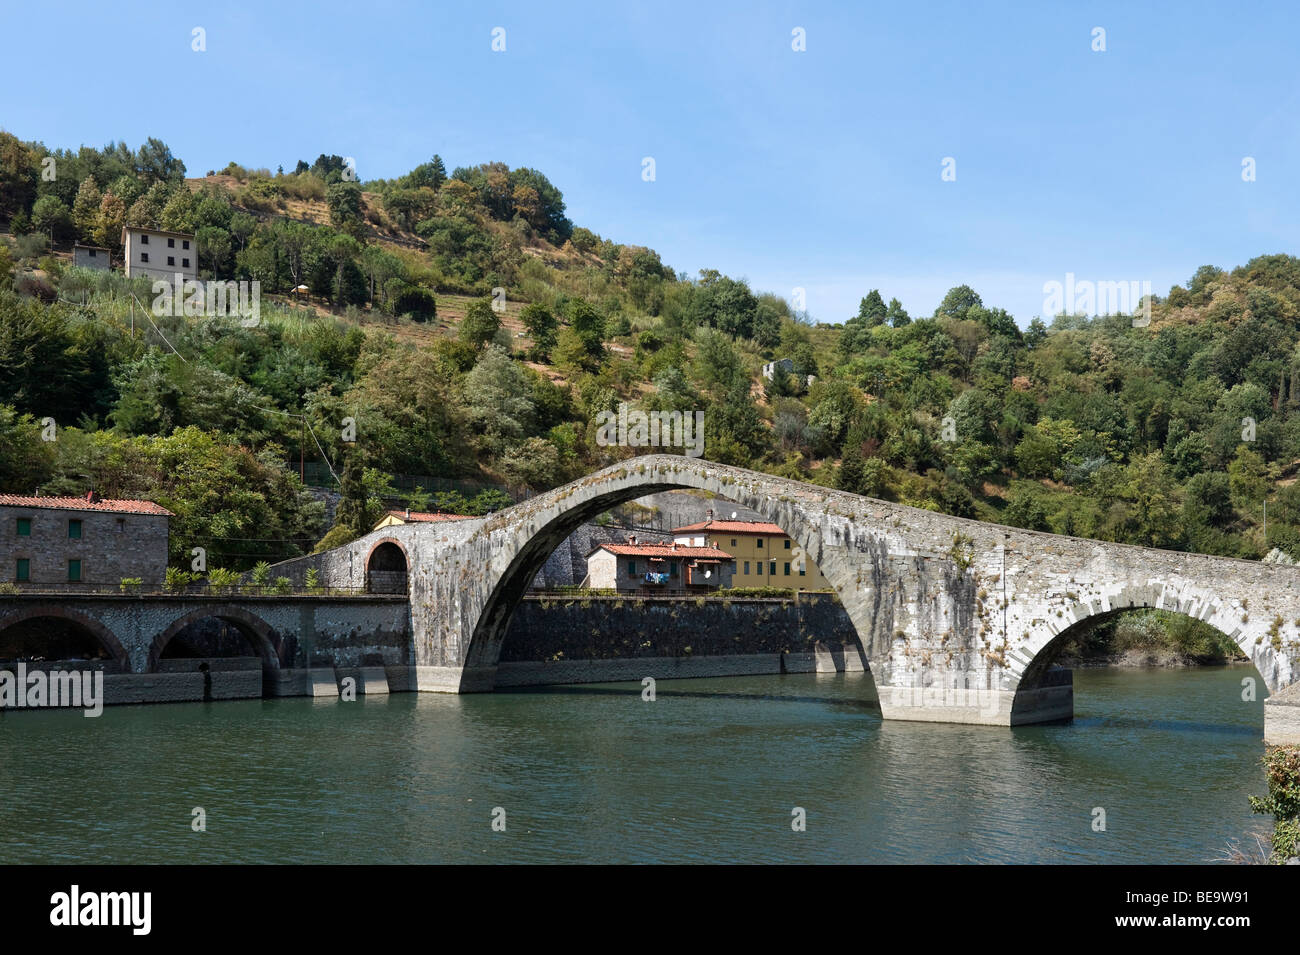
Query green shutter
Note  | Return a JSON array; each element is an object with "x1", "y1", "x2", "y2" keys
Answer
[
  {"x1": 67, "y1": 559, "x2": 81, "y2": 582},
  {"x1": 16, "y1": 558, "x2": 30, "y2": 581},
  {"x1": 16, "y1": 518, "x2": 31, "y2": 536}
]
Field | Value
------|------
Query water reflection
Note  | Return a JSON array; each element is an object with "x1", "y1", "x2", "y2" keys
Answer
[{"x1": 0, "y1": 665, "x2": 1268, "y2": 864}]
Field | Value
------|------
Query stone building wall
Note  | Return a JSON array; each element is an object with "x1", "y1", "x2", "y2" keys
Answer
[{"x1": 0, "y1": 506, "x2": 168, "y2": 587}]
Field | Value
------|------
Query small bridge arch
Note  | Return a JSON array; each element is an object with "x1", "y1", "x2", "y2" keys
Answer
[
  {"x1": 1013, "y1": 579, "x2": 1284, "y2": 697},
  {"x1": 147, "y1": 605, "x2": 283, "y2": 673},
  {"x1": 0, "y1": 605, "x2": 130, "y2": 669}
]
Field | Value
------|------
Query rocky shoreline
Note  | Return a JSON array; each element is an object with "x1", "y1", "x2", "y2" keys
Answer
[{"x1": 1060, "y1": 648, "x2": 1251, "y2": 669}]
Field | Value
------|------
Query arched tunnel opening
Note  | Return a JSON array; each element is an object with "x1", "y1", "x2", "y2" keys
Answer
[
  {"x1": 367, "y1": 541, "x2": 409, "y2": 594},
  {"x1": 0, "y1": 616, "x2": 119, "y2": 669},
  {"x1": 155, "y1": 613, "x2": 276, "y2": 700},
  {"x1": 480, "y1": 488, "x2": 879, "y2": 701},
  {"x1": 160, "y1": 616, "x2": 264, "y2": 662}
]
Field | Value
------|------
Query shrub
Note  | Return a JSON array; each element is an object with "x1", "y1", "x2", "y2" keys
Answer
[
  {"x1": 250, "y1": 561, "x2": 271, "y2": 586},
  {"x1": 272, "y1": 577, "x2": 293, "y2": 595},
  {"x1": 165, "y1": 567, "x2": 196, "y2": 592},
  {"x1": 389, "y1": 284, "x2": 437, "y2": 321},
  {"x1": 1249, "y1": 746, "x2": 1300, "y2": 863},
  {"x1": 119, "y1": 577, "x2": 143, "y2": 593},
  {"x1": 208, "y1": 567, "x2": 240, "y2": 593}
]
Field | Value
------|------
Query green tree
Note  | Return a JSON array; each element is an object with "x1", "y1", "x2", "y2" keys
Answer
[
  {"x1": 327, "y1": 181, "x2": 364, "y2": 235},
  {"x1": 30, "y1": 195, "x2": 71, "y2": 242},
  {"x1": 462, "y1": 345, "x2": 535, "y2": 453},
  {"x1": 71, "y1": 176, "x2": 102, "y2": 241},
  {"x1": 520, "y1": 302, "x2": 558, "y2": 361},
  {"x1": 460, "y1": 298, "x2": 502, "y2": 350},
  {"x1": 93, "y1": 191, "x2": 127, "y2": 250},
  {"x1": 856, "y1": 290, "x2": 887, "y2": 326},
  {"x1": 566, "y1": 297, "x2": 607, "y2": 362}
]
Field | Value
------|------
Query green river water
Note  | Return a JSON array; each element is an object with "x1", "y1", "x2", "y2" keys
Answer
[{"x1": 0, "y1": 665, "x2": 1270, "y2": 863}]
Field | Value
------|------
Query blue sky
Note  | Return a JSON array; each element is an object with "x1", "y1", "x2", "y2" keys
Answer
[{"x1": 3, "y1": 0, "x2": 1297, "y2": 325}]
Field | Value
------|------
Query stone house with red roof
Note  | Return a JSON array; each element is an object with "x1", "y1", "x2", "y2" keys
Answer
[
  {"x1": 584, "y1": 536, "x2": 733, "y2": 592},
  {"x1": 0, "y1": 492, "x2": 172, "y2": 588}
]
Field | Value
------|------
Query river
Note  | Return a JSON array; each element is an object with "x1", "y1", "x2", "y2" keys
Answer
[{"x1": 0, "y1": 665, "x2": 1269, "y2": 863}]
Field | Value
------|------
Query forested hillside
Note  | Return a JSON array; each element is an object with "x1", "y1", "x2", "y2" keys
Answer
[{"x1": 3, "y1": 132, "x2": 1300, "y2": 574}]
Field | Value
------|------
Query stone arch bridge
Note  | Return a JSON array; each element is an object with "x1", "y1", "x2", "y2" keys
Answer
[
  {"x1": 277, "y1": 454, "x2": 1300, "y2": 740},
  {"x1": 0, "y1": 595, "x2": 409, "y2": 704},
  {"x1": 4, "y1": 456, "x2": 1297, "y2": 739}
]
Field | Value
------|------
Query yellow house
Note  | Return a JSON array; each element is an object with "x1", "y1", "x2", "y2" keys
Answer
[{"x1": 671, "y1": 518, "x2": 831, "y2": 589}]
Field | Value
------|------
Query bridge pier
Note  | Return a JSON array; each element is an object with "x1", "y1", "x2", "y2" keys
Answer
[{"x1": 1265, "y1": 686, "x2": 1300, "y2": 745}]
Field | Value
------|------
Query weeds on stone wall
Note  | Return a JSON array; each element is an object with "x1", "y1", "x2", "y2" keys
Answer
[{"x1": 948, "y1": 532, "x2": 976, "y2": 573}]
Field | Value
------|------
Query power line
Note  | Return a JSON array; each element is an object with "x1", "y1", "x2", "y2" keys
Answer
[{"x1": 254, "y1": 406, "x2": 340, "y2": 484}]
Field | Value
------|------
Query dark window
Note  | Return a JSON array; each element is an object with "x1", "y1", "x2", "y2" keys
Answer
[
  {"x1": 670, "y1": 562, "x2": 678, "y2": 578},
  {"x1": 168, "y1": 238, "x2": 175, "y2": 248},
  {"x1": 140, "y1": 252, "x2": 149, "y2": 263},
  {"x1": 16, "y1": 518, "x2": 31, "y2": 536},
  {"x1": 16, "y1": 558, "x2": 29, "y2": 581},
  {"x1": 140, "y1": 234, "x2": 148, "y2": 244},
  {"x1": 770, "y1": 562, "x2": 777, "y2": 576},
  {"x1": 743, "y1": 561, "x2": 749, "y2": 575},
  {"x1": 757, "y1": 562, "x2": 763, "y2": 575},
  {"x1": 182, "y1": 258, "x2": 190, "y2": 268},
  {"x1": 799, "y1": 567, "x2": 806, "y2": 577},
  {"x1": 68, "y1": 519, "x2": 82, "y2": 539},
  {"x1": 627, "y1": 560, "x2": 637, "y2": 577},
  {"x1": 88, "y1": 249, "x2": 96, "y2": 257},
  {"x1": 730, "y1": 561, "x2": 737, "y2": 573},
  {"x1": 67, "y1": 559, "x2": 81, "y2": 582},
  {"x1": 167, "y1": 256, "x2": 175, "y2": 266},
  {"x1": 730, "y1": 538, "x2": 736, "y2": 546},
  {"x1": 116, "y1": 519, "x2": 125, "y2": 533},
  {"x1": 182, "y1": 240, "x2": 190, "y2": 250},
  {"x1": 757, "y1": 539, "x2": 763, "y2": 549},
  {"x1": 784, "y1": 539, "x2": 791, "y2": 549},
  {"x1": 784, "y1": 562, "x2": 791, "y2": 575}
]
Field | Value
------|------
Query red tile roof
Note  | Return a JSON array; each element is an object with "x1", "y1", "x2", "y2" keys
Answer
[
  {"x1": 590, "y1": 542, "x2": 733, "y2": 559},
  {"x1": 384, "y1": 509, "x2": 473, "y2": 522},
  {"x1": 0, "y1": 494, "x2": 173, "y2": 516},
  {"x1": 672, "y1": 519, "x2": 788, "y2": 535}
]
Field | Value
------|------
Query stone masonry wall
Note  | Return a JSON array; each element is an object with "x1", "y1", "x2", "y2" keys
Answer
[
  {"x1": 499, "y1": 594, "x2": 857, "y2": 662},
  {"x1": 0, "y1": 507, "x2": 168, "y2": 588}
]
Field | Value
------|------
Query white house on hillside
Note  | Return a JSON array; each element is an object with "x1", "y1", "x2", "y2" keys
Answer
[{"x1": 121, "y1": 226, "x2": 197, "y2": 282}]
